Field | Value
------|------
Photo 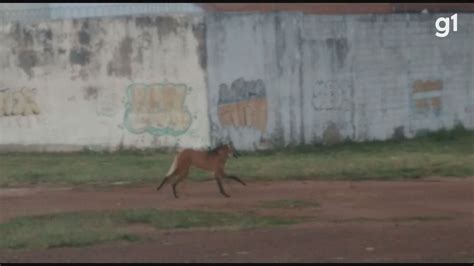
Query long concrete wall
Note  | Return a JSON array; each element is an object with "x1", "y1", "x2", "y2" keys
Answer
[
  {"x1": 1, "y1": 13, "x2": 473, "y2": 152},
  {"x1": 207, "y1": 13, "x2": 474, "y2": 150},
  {"x1": 0, "y1": 15, "x2": 210, "y2": 152}
]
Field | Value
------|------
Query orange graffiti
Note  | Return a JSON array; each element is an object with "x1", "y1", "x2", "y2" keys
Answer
[
  {"x1": 218, "y1": 98, "x2": 267, "y2": 133},
  {"x1": 413, "y1": 80, "x2": 443, "y2": 93}
]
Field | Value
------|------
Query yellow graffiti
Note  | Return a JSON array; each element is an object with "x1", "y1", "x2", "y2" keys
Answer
[
  {"x1": 0, "y1": 88, "x2": 40, "y2": 117},
  {"x1": 124, "y1": 83, "x2": 193, "y2": 136}
]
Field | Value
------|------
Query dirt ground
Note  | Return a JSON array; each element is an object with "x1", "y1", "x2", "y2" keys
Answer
[{"x1": 0, "y1": 177, "x2": 473, "y2": 262}]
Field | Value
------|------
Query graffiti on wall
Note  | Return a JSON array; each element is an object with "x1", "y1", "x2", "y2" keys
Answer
[
  {"x1": 312, "y1": 79, "x2": 351, "y2": 111},
  {"x1": 217, "y1": 78, "x2": 267, "y2": 134},
  {"x1": 411, "y1": 80, "x2": 442, "y2": 116},
  {"x1": 123, "y1": 83, "x2": 193, "y2": 136},
  {"x1": 0, "y1": 88, "x2": 40, "y2": 116}
]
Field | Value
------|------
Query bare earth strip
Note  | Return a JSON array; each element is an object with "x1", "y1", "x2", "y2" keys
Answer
[{"x1": 0, "y1": 177, "x2": 473, "y2": 262}]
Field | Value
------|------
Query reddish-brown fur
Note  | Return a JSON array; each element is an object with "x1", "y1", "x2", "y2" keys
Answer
[{"x1": 156, "y1": 144, "x2": 245, "y2": 198}]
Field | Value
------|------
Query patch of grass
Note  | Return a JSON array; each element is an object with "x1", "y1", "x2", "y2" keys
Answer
[
  {"x1": 0, "y1": 208, "x2": 296, "y2": 250},
  {"x1": 393, "y1": 216, "x2": 454, "y2": 222},
  {"x1": 259, "y1": 199, "x2": 320, "y2": 209},
  {"x1": 117, "y1": 209, "x2": 296, "y2": 230},
  {"x1": 0, "y1": 212, "x2": 140, "y2": 250},
  {"x1": 226, "y1": 127, "x2": 474, "y2": 181},
  {"x1": 331, "y1": 216, "x2": 453, "y2": 223},
  {"x1": 0, "y1": 128, "x2": 473, "y2": 187}
]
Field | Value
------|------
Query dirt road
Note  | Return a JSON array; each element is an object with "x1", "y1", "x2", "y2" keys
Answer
[{"x1": 0, "y1": 177, "x2": 473, "y2": 262}]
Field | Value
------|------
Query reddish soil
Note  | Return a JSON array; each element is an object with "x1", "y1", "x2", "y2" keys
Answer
[{"x1": 0, "y1": 177, "x2": 473, "y2": 262}]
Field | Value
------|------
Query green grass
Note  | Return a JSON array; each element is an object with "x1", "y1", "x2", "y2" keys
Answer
[
  {"x1": 0, "y1": 127, "x2": 473, "y2": 187},
  {"x1": 330, "y1": 216, "x2": 453, "y2": 223},
  {"x1": 259, "y1": 199, "x2": 320, "y2": 209},
  {"x1": 0, "y1": 208, "x2": 297, "y2": 250}
]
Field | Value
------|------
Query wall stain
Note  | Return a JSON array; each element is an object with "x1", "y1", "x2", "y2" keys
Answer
[
  {"x1": 192, "y1": 23, "x2": 207, "y2": 70},
  {"x1": 135, "y1": 32, "x2": 152, "y2": 64},
  {"x1": 155, "y1": 17, "x2": 180, "y2": 43},
  {"x1": 43, "y1": 29, "x2": 52, "y2": 40},
  {"x1": 17, "y1": 50, "x2": 37, "y2": 79},
  {"x1": 107, "y1": 37, "x2": 133, "y2": 77},
  {"x1": 275, "y1": 14, "x2": 286, "y2": 77},
  {"x1": 9, "y1": 24, "x2": 39, "y2": 79},
  {"x1": 39, "y1": 29, "x2": 54, "y2": 59},
  {"x1": 392, "y1": 126, "x2": 405, "y2": 140},
  {"x1": 10, "y1": 24, "x2": 34, "y2": 47},
  {"x1": 135, "y1": 17, "x2": 153, "y2": 27},
  {"x1": 78, "y1": 30, "x2": 90, "y2": 46},
  {"x1": 69, "y1": 47, "x2": 91, "y2": 66},
  {"x1": 83, "y1": 86, "x2": 99, "y2": 101},
  {"x1": 322, "y1": 122, "x2": 342, "y2": 145},
  {"x1": 326, "y1": 38, "x2": 349, "y2": 70}
]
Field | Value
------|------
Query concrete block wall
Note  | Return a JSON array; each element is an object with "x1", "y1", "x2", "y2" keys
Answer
[
  {"x1": 0, "y1": 15, "x2": 210, "y2": 152},
  {"x1": 207, "y1": 12, "x2": 474, "y2": 150},
  {"x1": 0, "y1": 12, "x2": 472, "y2": 152}
]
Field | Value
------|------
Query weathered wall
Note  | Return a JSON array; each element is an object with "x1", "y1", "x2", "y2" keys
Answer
[
  {"x1": 207, "y1": 13, "x2": 474, "y2": 150},
  {"x1": 0, "y1": 15, "x2": 210, "y2": 152},
  {"x1": 199, "y1": 3, "x2": 474, "y2": 14},
  {"x1": 1, "y1": 12, "x2": 473, "y2": 152}
]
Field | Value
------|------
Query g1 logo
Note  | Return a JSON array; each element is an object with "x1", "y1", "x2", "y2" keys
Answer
[{"x1": 435, "y1": 14, "x2": 458, "y2": 38}]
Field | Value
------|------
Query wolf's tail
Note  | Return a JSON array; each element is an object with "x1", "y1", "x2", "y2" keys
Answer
[{"x1": 166, "y1": 154, "x2": 178, "y2": 177}]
